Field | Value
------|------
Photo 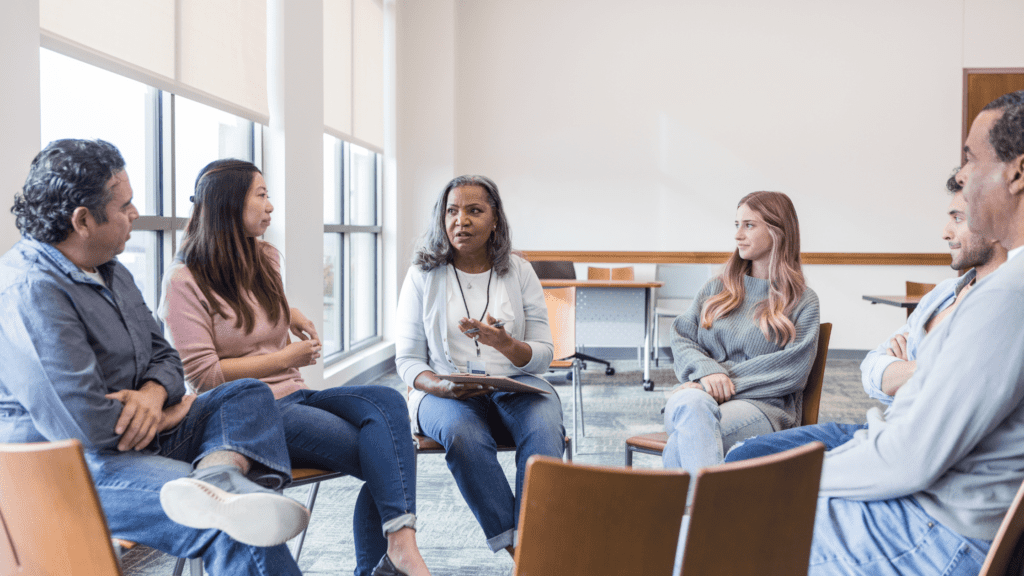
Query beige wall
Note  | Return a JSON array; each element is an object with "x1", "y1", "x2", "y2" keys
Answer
[{"x1": 396, "y1": 0, "x2": 1024, "y2": 349}]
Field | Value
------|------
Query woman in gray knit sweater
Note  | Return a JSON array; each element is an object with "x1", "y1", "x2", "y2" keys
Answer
[{"x1": 663, "y1": 191, "x2": 820, "y2": 476}]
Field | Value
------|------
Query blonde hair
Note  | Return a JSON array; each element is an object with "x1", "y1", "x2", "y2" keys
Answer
[{"x1": 699, "y1": 191, "x2": 806, "y2": 346}]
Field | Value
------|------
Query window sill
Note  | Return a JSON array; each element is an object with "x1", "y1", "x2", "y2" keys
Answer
[{"x1": 322, "y1": 340, "x2": 396, "y2": 388}]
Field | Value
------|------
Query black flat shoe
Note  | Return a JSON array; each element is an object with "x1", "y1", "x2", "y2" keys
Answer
[{"x1": 371, "y1": 554, "x2": 408, "y2": 576}]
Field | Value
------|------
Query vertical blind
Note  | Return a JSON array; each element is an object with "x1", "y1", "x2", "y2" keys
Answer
[
  {"x1": 41, "y1": 0, "x2": 386, "y2": 142},
  {"x1": 41, "y1": 0, "x2": 269, "y2": 123},
  {"x1": 324, "y1": 0, "x2": 384, "y2": 149}
]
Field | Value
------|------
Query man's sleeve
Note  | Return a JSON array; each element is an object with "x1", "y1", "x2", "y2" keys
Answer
[
  {"x1": 859, "y1": 282, "x2": 951, "y2": 404},
  {"x1": 0, "y1": 281, "x2": 123, "y2": 449},
  {"x1": 820, "y1": 286, "x2": 1024, "y2": 500}
]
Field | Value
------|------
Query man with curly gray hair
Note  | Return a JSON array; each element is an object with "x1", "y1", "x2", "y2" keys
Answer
[{"x1": 1, "y1": 139, "x2": 310, "y2": 575}]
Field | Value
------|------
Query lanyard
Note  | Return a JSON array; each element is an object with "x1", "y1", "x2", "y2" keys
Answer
[{"x1": 452, "y1": 264, "x2": 492, "y2": 356}]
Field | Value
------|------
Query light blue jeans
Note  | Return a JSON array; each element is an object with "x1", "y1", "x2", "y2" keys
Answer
[
  {"x1": 87, "y1": 379, "x2": 301, "y2": 576},
  {"x1": 417, "y1": 374, "x2": 564, "y2": 552},
  {"x1": 723, "y1": 424, "x2": 993, "y2": 574},
  {"x1": 725, "y1": 422, "x2": 865, "y2": 462},
  {"x1": 663, "y1": 388, "x2": 773, "y2": 477},
  {"x1": 810, "y1": 496, "x2": 990, "y2": 575},
  {"x1": 276, "y1": 386, "x2": 417, "y2": 576}
]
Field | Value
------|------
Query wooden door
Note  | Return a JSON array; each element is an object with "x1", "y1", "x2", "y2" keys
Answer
[{"x1": 963, "y1": 69, "x2": 1024, "y2": 156}]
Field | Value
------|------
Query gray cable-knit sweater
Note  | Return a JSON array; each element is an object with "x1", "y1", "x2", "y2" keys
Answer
[{"x1": 670, "y1": 275, "x2": 820, "y2": 431}]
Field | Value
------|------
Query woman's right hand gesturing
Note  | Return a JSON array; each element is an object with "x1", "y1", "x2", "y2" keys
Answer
[{"x1": 279, "y1": 338, "x2": 322, "y2": 369}]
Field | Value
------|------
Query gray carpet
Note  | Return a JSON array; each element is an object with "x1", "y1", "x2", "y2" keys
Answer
[{"x1": 121, "y1": 356, "x2": 884, "y2": 575}]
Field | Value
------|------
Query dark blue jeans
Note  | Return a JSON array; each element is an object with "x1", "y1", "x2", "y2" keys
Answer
[
  {"x1": 417, "y1": 375, "x2": 564, "y2": 552},
  {"x1": 277, "y1": 385, "x2": 416, "y2": 576},
  {"x1": 723, "y1": 421, "x2": 866, "y2": 462},
  {"x1": 87, "y1": 379, "x2": 301, "y2": 576}
]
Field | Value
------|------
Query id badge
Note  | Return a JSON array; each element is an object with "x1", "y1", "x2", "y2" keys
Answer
[{"x1": 466, "y1": 360, "x2": 487, "y2": 375}]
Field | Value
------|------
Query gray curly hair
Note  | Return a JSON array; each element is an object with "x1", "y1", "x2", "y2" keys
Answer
[{"x1": 412, "y1": 175, "x2": 513, "y2": 275}]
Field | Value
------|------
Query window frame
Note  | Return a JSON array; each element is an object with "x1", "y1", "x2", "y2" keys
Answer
[{"x1": 323, "y1": 136, "x2": 384, "y2": 365}]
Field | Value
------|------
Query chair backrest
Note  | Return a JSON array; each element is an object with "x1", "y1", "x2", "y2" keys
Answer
[
  {"x1": 679, "y1": 442, "x2": 825, "y2": 576},
  {"x1": 654, "y1": 264, "x2": 714, "y2": 300},
  {"x1": 979, "y1": 478, "x2": 1024, "y2": 576},
  {"x1": 611, "y1": 266, "x2": 634, "y2": 281},
  {"x1": 906, "y1": 281, "x2": 937, "y2": 298},
  {"x1": 531, "y1": 260, "x2": 577, "y2": 280},
  {"x1": 0, "y1": 439, "x2": 123, "y2": 576},
  {"x1": 801, "y1": 322, "x2": 833, "y2": 426},
  {"x1": 587, "y1": 266, "x2": 635, "y2": 280},
  {"x1": 543, "y1": 287, "x2": 576, "y2": 363},
  {"x1": 514, "y1": 455, "x2": 689, "y2": 576}
]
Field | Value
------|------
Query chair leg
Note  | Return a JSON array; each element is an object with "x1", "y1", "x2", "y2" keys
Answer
[
  {"x1": 653, "y1": 314, "x2": 660, "y2": 367},
  {"x1": 172, "y1": 557, "x2": 186, "y2": 576},
  {"x1": 574, "y1": 360, "x2": 585, "y2": 438},
  {"x1": 625, "y1": 445, "x2": 634, "y2": 467},
  {"x1": 291, "y1": 481, "x2": 321, "y2": 562},
  {"x1": 564, "y1": 437, "x2": 572, "y2": 462}
]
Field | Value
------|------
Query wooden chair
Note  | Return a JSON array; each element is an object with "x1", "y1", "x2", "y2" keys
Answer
[
  {"x1": 0, "y1": 439, "x2": 123, "y2": 576},
  {"x1": 678, "y1": 441, "x2": 825, "y2": 575},
  {"x1": 587, "y1": 266, "x2": 635, "y2": 281},
  {"x1": 979, "y1": 478, "x2": 1024, "y2": 576},
  {"x1": 167, "y1": 468, "x2": 345, "y2": 576},
  {"x1": 624, "y1": 322, "x2": 832, "y2": 466},
  {"x1": 544, "y1": 285, "x2": 588, "y2": 443},
  {"x1": 905, "y1": 281, "x2": 936, "y2": 318},
  {"x1": 412, "y1": 434, "x2": 571, "y2": 462},
  {"x1": 513, "y1": 455, "x2": 689, "y2": 575}
]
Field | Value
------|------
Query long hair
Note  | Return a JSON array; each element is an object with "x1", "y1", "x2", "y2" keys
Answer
[
  {"x1": 412, "y1": 174, "x2": 514, "y2": 275},
  {"x1": 179, "y1": 159, "x2": 289, "y2": 334},
  {"x1": 700, "y1": 191, "x2": 806, "y2": 346}
]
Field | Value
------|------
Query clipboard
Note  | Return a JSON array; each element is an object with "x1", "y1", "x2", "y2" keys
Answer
[{"x1": 443, "y1": 374, "x2": 551, "y2": 394}]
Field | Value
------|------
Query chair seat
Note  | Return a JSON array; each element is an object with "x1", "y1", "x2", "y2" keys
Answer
[
  {"x1": 550, "y1": 359, "x2": 574, "y2": 368},
  {"x1": 291, "y1": 468, "x2": 344, "y2": 485},
  {"x1": 625, "y1": 432, "x2": 668, "y2": 451},
  {"x1": 414, "y1": 433, "x2": 573, "y2": 460}
]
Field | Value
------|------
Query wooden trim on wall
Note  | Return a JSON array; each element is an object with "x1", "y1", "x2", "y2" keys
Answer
[{"x1": 520, "y1": 251, "x2": 952, "y2": 267}]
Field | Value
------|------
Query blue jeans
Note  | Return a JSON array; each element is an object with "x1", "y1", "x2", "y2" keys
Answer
[
  {"x1": 724, "y1": 422, "x2": 866, "y2": 462},
  {"x1": 810, "y1": 496, "x2": 990, "y2": 575},
  {"x1": 277, "y1": 386, "x2": 417, "y2": 576},
  {"x1": 663, "y1": 389, "x2": 773, "y2": 476},
  {"x1": 87, "y1": 379, "x2": 301, "y2": 576},
  {"x1": 417, "y1": 374, "x2": 564, "y2": 551}
]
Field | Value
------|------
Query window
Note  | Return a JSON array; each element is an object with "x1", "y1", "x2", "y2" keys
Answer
[
  {"x1": 40, "y1": 49, "x2": 260, "y2": 313},
  {"x1": 323, "y1": 134, "x2": 383, "y2": 360}
]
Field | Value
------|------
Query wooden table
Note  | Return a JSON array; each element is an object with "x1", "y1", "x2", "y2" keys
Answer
[{"x1": 541, "y1": 280, "x2": 663, "y2": 390}]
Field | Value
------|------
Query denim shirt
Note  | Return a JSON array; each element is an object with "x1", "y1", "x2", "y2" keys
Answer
[
  {"x1": 0, "y1": 237, "x2": 184, "y2": 450},
  {"x1": 859, "y1": 269, "x2": 977, "y2": 405}
]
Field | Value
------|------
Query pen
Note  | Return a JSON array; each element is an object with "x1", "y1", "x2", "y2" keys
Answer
[{"x1": 465, "y1": 320, "x2": 505, "y2": 334}]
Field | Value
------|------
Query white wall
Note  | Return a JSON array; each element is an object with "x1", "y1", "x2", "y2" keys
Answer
[
  {"x1": 396, "y1": 0, "x2": 1023, "y2": 350},
  {"x1": 0, "y1": 0, "x2": 41, "y2": 252}
]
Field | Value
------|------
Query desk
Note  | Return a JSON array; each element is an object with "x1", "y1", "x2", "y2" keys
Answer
[
  {"x1": 541, "y1": 280, "x2": 663, "y2": 390},
  {"x1": 862, "y1": 295, "x2": 922, "y2": 311}
]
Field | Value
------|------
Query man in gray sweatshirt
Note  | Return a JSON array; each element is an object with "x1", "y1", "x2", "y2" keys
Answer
[{"x1": 807, "y1": 91, "x2": 1024, "y2": 575}]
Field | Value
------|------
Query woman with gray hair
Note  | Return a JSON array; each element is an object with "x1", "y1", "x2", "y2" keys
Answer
[{"x1": 395, "y1": 175, "x2": 565, "y2": 558}]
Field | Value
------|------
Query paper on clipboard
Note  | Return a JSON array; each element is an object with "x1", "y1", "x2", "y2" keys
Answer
[{"x1": 443, "y1": 374, "x2": 551, "y2": 394}]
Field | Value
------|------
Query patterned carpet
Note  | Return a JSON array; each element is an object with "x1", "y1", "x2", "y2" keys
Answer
[{"x1": 121, "y1": 356, "x2": 883, "y2": 575}]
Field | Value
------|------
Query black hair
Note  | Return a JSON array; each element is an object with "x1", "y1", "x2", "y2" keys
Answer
[{"x1": 981, "y1": 90, "x2": 1024, "y2": 163}]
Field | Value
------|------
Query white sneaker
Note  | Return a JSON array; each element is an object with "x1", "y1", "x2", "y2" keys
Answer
[{"x1": 160, "y1": 465, "x2": 310, "y2": 547}]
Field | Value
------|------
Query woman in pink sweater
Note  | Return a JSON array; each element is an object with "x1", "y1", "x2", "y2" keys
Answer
[{"x1": 159, "y1": 159, "x2": 429, "y2": 576}]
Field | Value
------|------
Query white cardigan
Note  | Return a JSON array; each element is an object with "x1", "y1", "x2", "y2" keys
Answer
[{"x1": 395, "y1": 255, "x2": 554, "y2": 433}]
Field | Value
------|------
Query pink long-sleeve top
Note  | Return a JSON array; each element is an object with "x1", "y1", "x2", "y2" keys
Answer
[{"x1": 158, "y1": 243, "x2": 305, "y2": 399}]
